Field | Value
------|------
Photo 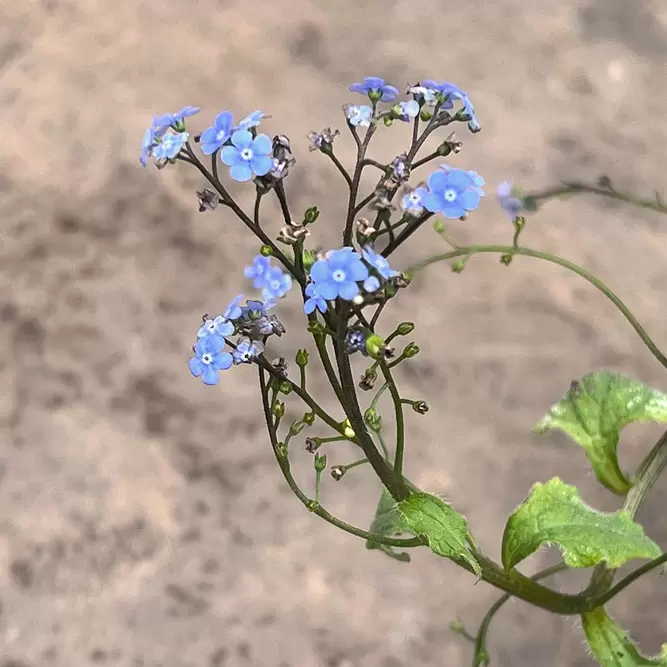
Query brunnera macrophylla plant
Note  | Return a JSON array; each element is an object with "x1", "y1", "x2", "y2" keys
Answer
[{"x1": 140, "y1": 76, "x2": 667, "y2": 667}]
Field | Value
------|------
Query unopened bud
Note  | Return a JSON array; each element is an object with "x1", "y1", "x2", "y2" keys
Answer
[
  {"x1": 513, "y1": 216, "x2": 526, "y2": 232},
  {"x1": 289, "y1": 420, "x2": 307, "y2": 436},
  {"x1": 260, "y1": 244, "x2": 273, "y2": 257},
  {"x1": 403, "y1": 342, "x2": 420, "y2": 359},
  {"x1": 365, "y1": 334, "x2": 387, "y2": 360},
  {"x1": 295, "y1": 349, "x2": 310, "y2": 367},
  {"x1": 304, "y1": 206, "x2": 320, "y2": 224},
  {"x1": 364, "y1": 407, "x2": 382, "y2": 433},
  {"x1": 302, "y1": 411, "x2": 316, "y2": 426},
  {"x1": 412, "y1": 400, "x2": 429, "y2": 415},
  {"x1": 433, "y1": 220, "x2": 446, "y2": 234},
  {"x1": 342, "y1": 419, "x2": 355, "y2": 439},
  {"x1": 314, "y1": 452, "x2": 327, "y2": 472},
  {"x1": 451, "y1": 260, "x2": 466, "y2": 273},
  {"x1": 383, "y1": 116, "x2": 393, "y2": 127},
  {"x1": 307, "y1": 320, "x2": 327, "y2": 335},
  {"x1": 272, "y1": 400, "x2": 285, "y2": 418},
  {"x1": 396, "y1": 322, "x2": 415, "y2": 336},
  {"x1": 279, "y1": 381, "x2": 292, "y2": 395},
  {"x1": 500, "y1": 253, "x2": 513, "y2": 266}
]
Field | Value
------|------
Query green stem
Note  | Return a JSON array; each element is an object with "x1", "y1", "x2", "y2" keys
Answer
[
  {"x1": 379, "y1": 362, "x2": 406, "y2": 477},
  {"x1": 409, "y1": 245, "x2": 667, "y2": 371}
]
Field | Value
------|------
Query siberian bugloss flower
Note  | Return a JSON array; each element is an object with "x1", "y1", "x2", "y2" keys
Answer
[
  {"x1": 497, "y1": 182, "x2": 524, "y2": 220},
  {"x1": 309, "y1": 247, "x2": 369, "y2": 302},
  {"x1": 363, "y1": 276, "x2": 381, "y2": 292},
  {"x1": 395, "y1": 100, "x2": 420, "y2": 122},
  {"x1": 221, "y1": 130, "x2": 273, "y2": 182},
  {"x1": 152, "y1": 132, "x2": 189, "y2": 160},
  {"x1": 232, "y1": 337, "x2": 265, "y2": 365},
  {"x1": 200, "y1": 111, "x2": 234, "y2": 155},
  {"x1": 244, "y1": 254, "x2": 272, "y2": 289},
  {"x1": 422, "y1": 168, "x2": 482, "y2": 219},
  {"x1": 304, "y1": 282, "x2": 327, "y2": 314},
  {"x1": 349, "y1": 77, "x2": 399, "y2": 102},
  {"x1": 361, "y1": 246, "x2": 401, "y2": 280},
  {"x1": 189, "y1": 334, "x2": 233, "y2": 385},
  {"x1": 235, "y1": 110, "x2": 265, "y2": 131},
  {"x1": 223, "y1": 294, "x2": 244, "y2": 321},
  {"x1": 344, "y1": 104, "x2": 373, "y2": 127},
  {"x1": 198, "y1": 314, "x2": 234, "y2": 339},
  {"x1": 401, "y1": 185, "x2": 428, "y2": 216},
  {"x1": 261, "y1": 266, "x2": 293, "y2": 301},
  {"x1": 152, "y1": 106, "x2": 200, "y2": 136}
]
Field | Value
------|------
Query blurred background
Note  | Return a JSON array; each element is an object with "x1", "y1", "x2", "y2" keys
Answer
[{"x1": 1, "y1": 0, "x2": 667, "y2": 665}]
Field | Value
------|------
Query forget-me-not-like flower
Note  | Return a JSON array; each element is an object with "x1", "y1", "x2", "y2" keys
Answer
[
  {"x1": 363, "y1": 276, "x2": 380, "y2": 293},
  {"x1": 401, "y1": 185, "x2": 428, "y2": 216},
  {"x1": 395, "y1": 100, "x2": 420, "y2": 122},
  {"x1": 223, "y1": 294, "x2": 244, "y2": 321},
  {"x1": 235, "y1": 110, "x2": 265, "y2": 131},
  {"x1": 304, "y1": 282, "x2": 328, "y2": 315},
  {"x1": 221, "y1": 130, "x2": 273, "y2": 182},
  {"x1": 309, "y1": 247, "x2": 369, "y2": 301},
  {"x1": 361, "y1": 246, "x2": 400, "y2": 280},
  {"x1": 200, "y1": 111, "x2": 234, "y2": 155},
  {"x1": 497, "y1": 182, "x2": 524, "y2": 220},
  {"x1": 261, "y1": 266, "x2": 293, "y2": 301},
  {"x1": 244, "y1": 254, "x2": 273, "y2": 289},
  {"x1": 344, "y1": 104, "x2": 373, "y2": 127},
  {"x1": 152, "y1": 106, "x2": 200, "y2": 136},
  {"x1": 152, "y1": 132, "x2": 189, "y2": 160},
  {"x1": 349, "y1": 77, "x2": 399, "y2": 102},
  {"x1": 232, "y1": 337, "x2": 265, "y2": 365},
  {"x1": 189, "y1": 334, "x2": 233, "y2": 385},
  {"x1": 422, "y1": 168, "x2": 481, "y2": 219},
  {"x1": 198, "y1": 315, "x2": 234, "y2": 339}
]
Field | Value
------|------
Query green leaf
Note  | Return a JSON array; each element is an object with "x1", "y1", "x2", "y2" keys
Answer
[
  {"x1": 582, "y1": 607, "x2": 667, "y2": 666},
  {"x1": 502, "y1": 478, "x2": 661, "y2": 570},
  {"x1": 366, "y1": 487, "x2": 413, "y2": 562},
  {"x1": 398, "y1": 492, "x2": 481, "y2": 575},
  {"x1": 535, "y1": 372, "x2": 667, "y2": 494}
]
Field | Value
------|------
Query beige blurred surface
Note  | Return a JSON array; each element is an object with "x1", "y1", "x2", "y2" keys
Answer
[{"x1": 0, "y1": 0, "x2": 666, "y2": 665}]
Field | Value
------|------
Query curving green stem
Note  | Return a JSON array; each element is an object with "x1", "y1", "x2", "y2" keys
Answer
[{"x1": 409, "y1": 245, "x2": 667, "y2": 371}]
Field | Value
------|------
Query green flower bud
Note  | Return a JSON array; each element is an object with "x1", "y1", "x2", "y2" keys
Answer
[
  {"x1": 403, "y1": 342, "x2": 420, "y2": 359},
  {"x1": 365, "y1": 334, "x2": 388, "y2": 360},
  {"x1": 279, "y1": 381, "x2": 292, "y2": 395},
  {"x1": 364, "y1": 407, "x2": 382, "y2": 433},
  {"x1": 342, "y1": 419, "x2": 355, "y2": 439},
  {"x1": 260, "y1": 244, "x2": 273, "y2": 257},
  {"x1": 295, "y1": 349, "x2": 310, "y2": 367},
  {"x1": 302, "y1": 411, "x2": 316, "y2": 426},
  {"x1": 500, "y1": 253, "x2": 513, "y2": 266},
  {"x1": 272, "y1": 400, "x2": 285, "y2": 418},
  {"x1": 451, "y1": 260, "x2": 466, "y2": 273},
  {"x1": 307, "y1": 320, "x2": 327, "y2": 335},
  {"x1": 420, "y1": 110, "x2": 433, "y2": 123},
  {"x1": 513, "y1": 215, "x2": 526, "y2": 232},
  {"x1": 433, "y1": 220, "x2": 446, "y2": 234},
  {"x1": 304, "y1": 206, "x2": 320, "y2": 224},
  {"x1": 396, "y1": 322, "x2": 415, "y2": 336},
  {"x1": 276, "y1": 442, "x2": 288, "y2": 459},
  {"x1": 383, "y1": 116, "x2": 393, "y2": 127},
  {"x1": 314, "y1": 452, "x2": 327, "y2": 472},
  {"x1": 289, "y1": 420, "x2": 307, "y2": 436}
]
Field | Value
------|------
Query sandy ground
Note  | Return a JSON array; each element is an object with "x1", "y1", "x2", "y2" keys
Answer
[{"x1": 0, "y1": 0, "x2": 666, "y2": 665}]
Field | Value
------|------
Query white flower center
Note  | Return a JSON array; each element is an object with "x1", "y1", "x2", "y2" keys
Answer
[
  {"x1": 444, "y1": 188, "x2": 457, "y2": 202},
  {"x1": 216, "y1": 129, "x2": 227, "y2": 141},
  {"x1": 240, "y1": 148, "x2": 254, "y2": 161},
  {"x1": 409, "y1": 193, "x2": 420, "y2": 204},
  {"x1": 332, "y1": 269, "x2": 346, "y2": 283},
  {"x1": 202, "y1": 353, "x2": 213, "y2": 365}
]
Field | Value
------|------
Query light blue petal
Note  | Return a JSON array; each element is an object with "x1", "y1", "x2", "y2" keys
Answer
[
  {"x1": 422, "y1": 192, "x2": 444, "y2": 213},
  {"x1": 442, "y1": 203, "x2": 466, "y2": 219},
  {"x1": 230, "y1": 162, "x2": 253, "y2": 182},
  {"x1": 459, "y1": 190, "x2": 481, "y2": 211},
  {"x1": 251, "y1": 134, "x2": 272, "y2": 155},
  {"x1": 231, "y1": 129, "x2": 253, "y2": 149},
  {"x1": 364, "y1": 276, "x2": 380, "y2": 292},
  {"x1": 348, "y1": 258, "x2": 369, "y2": 282},
  {"x1": 318, "y1": 281, "x2": 339, "y2": 301},
  {"x1": 213, "y1": 351, "x2": 233, "y2": 370},
  {"x1": 250, "y1": 155, "x2": 273, "y2": 176},
  {"x1": 189, "y1": 357, "x2": 204, "y2": 377},
  {"x1": 202, "y1": 365, "x2": 220, "y2": 385},
  {"x1": 426, "y1": 170, "x2": 448, "y2": 194},
  {"x1": 310, "y1": 259, "x2": 330, "y2": 283},
  {"x1": 447, "y1": 169, "x2": 475, "y2": 189},
  {"x1": 221, "y1": 146, "x2": 240, "y2": 166},
  {"x1": 304, "y1": 299, "x2": 316, "y2": 315},
  {"x1": 338, "y1": 281, "x2": 359, "y2": 301}
]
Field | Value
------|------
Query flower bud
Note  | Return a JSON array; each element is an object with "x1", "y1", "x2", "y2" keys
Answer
[
  {"x1": 433, "y1": 220, "x2": 446, "y2": 234},
  {"x1": 307, "y1": 320, "x2": 327, "y2": 336},
  {"x1": 500, "y1": 253, "x2": 513, "y2": 266},
  {"x1": 279, "y1": 381, "x2": 292, "y2": 395},
  {"x1": 359, "y1": 366, "x2": 378, "y2": 391},
  {"x1": 314, "y1": 452, "x2": 327, "y2": 473},
  {"x1": 304, "y1": 206, "x2": 320, "y2": 224},
  {"x1": 295, "y1": 349, "x2": 310, "y2": 367},
  {"x1": 342, "y1": 419, "x2": 355, "y2": 439},
  {"x1": 383, "y1": 116, "x2": 393, "y2": 127},
  {"x1": 451, "y1": 260, "x2": 466, "y2": 273},
  {"x1": 396, "y1": 322, "x2": 415, "y2": 336},
  {"x1": 364, "y1": 407, "x2": 382, "y2": 433},
  {"x1": 412, "y1": 400, "x2": 429, "y2": 415},
  {"x1": 289, "y1": 420, "x2": 307, "y2": 436},
  {"x1": 272, "y1": 400, "x2": 285, "y2": 418},
  {"x1": 260, "y1": 244, "x2": 273, "y2": 257},
  {"x1": 403, "y1": 342, "x2": 420, "y2": 359},
  {"x1": 365, "y1": 334, "x2": 387, "y2": 360},
  {"x1": 302, "y1": 411, "x2": 316, "y2": 426}
]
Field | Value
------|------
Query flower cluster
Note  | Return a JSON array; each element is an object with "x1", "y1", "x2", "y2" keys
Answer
[
  {"x1": 244, "y1": 254, "x2": 293, "y2": 301},
  {"x1": 140, "y1": 105, "x2": 200, "y2": 166},
  {"x1": 304, "y1": 246, "x2": 401, "y2": 314}
]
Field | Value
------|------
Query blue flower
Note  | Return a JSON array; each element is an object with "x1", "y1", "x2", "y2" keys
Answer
[
  {"x1": 361, "y1": 246, "x2": 400, "y2": 280},
  {"x1": 198, "y1": 315, "x2": 234, "y2": 339},
  {"x1": 221, "y1": 130, "x2": 273, "y2": 182},
  {"x1": 261, "y1": 266, "x2": 293, "y2": 301},
  {"x1": 396, "y1": 100, "x2": 420, "y2": 122},
  {"x1": 345, "y1": 329, "x2": 368, "y2": 355},
  {"x1": 152, "y1": 132, "x2": 189, "y2": 160},
  {"x1": 344, "y1": 104, "x2": 373, "y2": 127},
  {"x1": 189, "y1": 334, "x2": 233, "y2": 385},
  {"x1": 422, "y1": 168, "x2": 481, "y2": 219},
  {"x1": 232, "y1": 337, "x2": 265, "y2": 365},
  {"x1": 140, "y1": 128, "x2": 155, "y2": 167},
  {"x1": 310, "y1": 247, "x2": 369, "y2": 301},
  {"x1": 244, "y1": 254, "x2": 273, "y2": 289},
  {"x1": 241, "y1": 299, "x2": 274, "y2": 321},
  {"x1": 223, "y1": 294, "x2": 244, "y2": 320},
  {"x1": 363, "y1": 276, "x2": 380, "y2": 292},
  {"x1": 408, "y1": 84, "x2": 439, "y2": 106},
  {"x1": 441, "y1": 165, "x2": 485, "y2": 197},
  {"x1": 497, "y1": 182, "x2": 524, "y2": 220},
  {"x1": 152, "y1": 106, "x2": 200, "y2": 136},
  {"x1": 304, "y1": 282, "x2": 327, "y2": 314},
  {"x1": 461, "y1": 97, "x2": 481, "y2": 132},
  {"x1": 349, "y1": 77, "x2": 399, "y2": 102},
  {"x1": 401, "y1": 185, "x2": 428, "y2": 216},
  {"x1": 235, "y1": 110, "x2": 265, "y2": 131},
  {"x1": 421, "y1": 81, "x2": 466, "y2": 109},
  {"x1": 200, "y1": 111, "x2": 234, "y2": 155}
]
